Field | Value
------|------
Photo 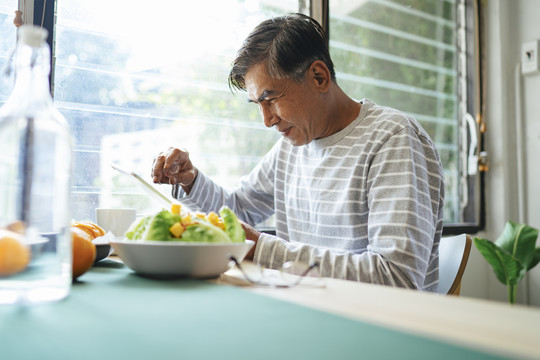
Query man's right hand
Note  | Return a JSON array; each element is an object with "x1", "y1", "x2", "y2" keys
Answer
[{"x1": 152, "y1": 147, "x2": 198, "y2": 193}]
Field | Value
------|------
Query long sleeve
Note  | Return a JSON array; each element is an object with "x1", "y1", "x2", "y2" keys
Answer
[{"x1": 171, "y1": 142, "x2": 281, "y2": 226}]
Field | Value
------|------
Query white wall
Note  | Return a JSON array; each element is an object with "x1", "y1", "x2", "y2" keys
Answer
[{"x1": 460, "y1": 0, "x2": 540, "y2": 306}]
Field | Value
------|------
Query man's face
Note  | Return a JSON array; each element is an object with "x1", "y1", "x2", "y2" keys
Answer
[{"x1": 244, "y1": 62, "x2": 323, "y2": 146}]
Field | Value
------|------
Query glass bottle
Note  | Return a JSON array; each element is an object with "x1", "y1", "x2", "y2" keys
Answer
[{"x1": 0, "y1": 25, "x2": 73, "y2": 304}]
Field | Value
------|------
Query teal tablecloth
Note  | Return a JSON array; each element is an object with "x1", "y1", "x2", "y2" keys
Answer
[{"x1": 1, "y1": 260, "x2": 508, "y2": 360}]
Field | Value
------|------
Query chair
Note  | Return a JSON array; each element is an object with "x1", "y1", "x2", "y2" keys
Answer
[{"x1": 437, "y1": 234, "x2": 472, "y2": 296}]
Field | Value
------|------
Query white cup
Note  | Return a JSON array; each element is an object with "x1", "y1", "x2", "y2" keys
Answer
[{"x1": 95, "y1": 208, "x2": 137, "y2": 237}]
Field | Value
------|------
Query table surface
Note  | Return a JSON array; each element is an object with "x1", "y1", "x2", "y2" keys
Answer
[
  {"x1": 216, "y1": 263, "x2": 540, "y2": 360},
  {"x1": 1, "y1": 259, "x2": 539, "y2": 360}
]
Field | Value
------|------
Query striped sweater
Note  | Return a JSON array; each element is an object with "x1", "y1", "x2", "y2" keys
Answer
[{"x1": 173, "y1": 99, "x2": 445, "y2": 291}]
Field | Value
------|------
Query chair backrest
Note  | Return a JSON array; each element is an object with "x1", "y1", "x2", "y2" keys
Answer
[{"x1": 437, "y1": 234, "x2": 472, "y2": 295}]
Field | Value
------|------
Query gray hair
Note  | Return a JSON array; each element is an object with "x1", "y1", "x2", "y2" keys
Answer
[{"x1": 228, "y1": 13, "x2": 335, "y2": 91}]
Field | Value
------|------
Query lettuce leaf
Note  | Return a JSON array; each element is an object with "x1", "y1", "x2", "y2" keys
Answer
[
  {"x1": 125, "y1": 215, "x2": 151, "y2": 240},
  {"x1": 219, "y1": 206, "x2": 246, "y2": 243},
  {"x1": 125, "y1": 210, "x2": 181, "y2": 240}
]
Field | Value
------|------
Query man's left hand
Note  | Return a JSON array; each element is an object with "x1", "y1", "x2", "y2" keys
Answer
[{"x1": 240, "y1": 220, "x2": 260, "y2": 260}]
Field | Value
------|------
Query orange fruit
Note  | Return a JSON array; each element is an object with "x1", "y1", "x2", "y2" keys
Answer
[
  {"x1": 6, "y1": 220, "x2": 25, "y2": 234},
  {"x1": 72, "y1": 221, "x2": 105, "y2": 239},
  {"x1": 71, "y1": 227, "x2": 96, "y2": 280},
  {"x1": 0, "y1": 231, "x2": 31, "y2": 276}
]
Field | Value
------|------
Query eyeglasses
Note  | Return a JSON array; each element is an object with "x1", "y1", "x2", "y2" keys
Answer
[{"x1": 227, "y1": 255, "x2": 326, "y2": 288}]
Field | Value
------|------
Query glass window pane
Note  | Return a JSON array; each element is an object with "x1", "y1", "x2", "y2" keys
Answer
[
  {"x1": 329, "y1": 0, "x2": 459, "y2": 224},
  {"x1": 0, "y1": 0, "x2": 19, "y2": 104},
  {"x1": 54, "y1": 0, "x2": 304, "y2": 222}
]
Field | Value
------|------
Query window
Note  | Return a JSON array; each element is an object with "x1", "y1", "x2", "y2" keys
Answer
[
  {"x1": 53, "y1": 0, "x2": 306, "y2": 221},
  {"x1": 0, "y1": 0, "x2": 483, "y2": 232},
  {"x1": 0, "y1": 0, "x2": 18, "y2": 99},
  {"x1": 322, "y1": 0, "x2": 484, "y2": 232}
]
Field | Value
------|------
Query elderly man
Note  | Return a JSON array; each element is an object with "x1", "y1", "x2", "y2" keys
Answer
[{"x1": 152, "y1": 13, "x2": 444, "y2": 291}]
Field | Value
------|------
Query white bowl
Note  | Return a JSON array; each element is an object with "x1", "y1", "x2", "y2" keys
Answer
[{"x1": 110, "y1": 239, "x2": 254, "y2": 278}]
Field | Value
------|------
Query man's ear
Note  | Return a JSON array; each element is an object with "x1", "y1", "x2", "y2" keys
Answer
[{"x1": 308, "y1": 60, "x2": 331, "y2": 93}]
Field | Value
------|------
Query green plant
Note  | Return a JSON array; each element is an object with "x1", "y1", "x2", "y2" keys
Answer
[{"x1": 474, "y1": 221, "x2": 540, "y2": 304}]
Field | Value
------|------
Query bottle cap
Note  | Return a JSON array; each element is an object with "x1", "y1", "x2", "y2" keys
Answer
[{"x1": 18, "y1": 24, "x2": 48, "y2": 48}]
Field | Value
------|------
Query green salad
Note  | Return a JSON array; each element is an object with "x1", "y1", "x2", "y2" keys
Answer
[{"x1": 125, "y1": 204, "x2": 246, "y2": 243}]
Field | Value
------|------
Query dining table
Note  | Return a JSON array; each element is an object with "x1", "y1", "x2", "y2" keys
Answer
[{"x1": 1, "y1": 257, "x2": 539, "y2": 360}]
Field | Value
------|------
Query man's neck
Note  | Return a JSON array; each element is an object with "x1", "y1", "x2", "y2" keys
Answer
[{"x1": 326, "y1": 85, "x2": 362, "y2": 133}]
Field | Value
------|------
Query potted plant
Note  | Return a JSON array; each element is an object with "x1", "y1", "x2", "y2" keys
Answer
[{"x1": 474, "y1": 221, "x2": 540, "y2": 304}]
